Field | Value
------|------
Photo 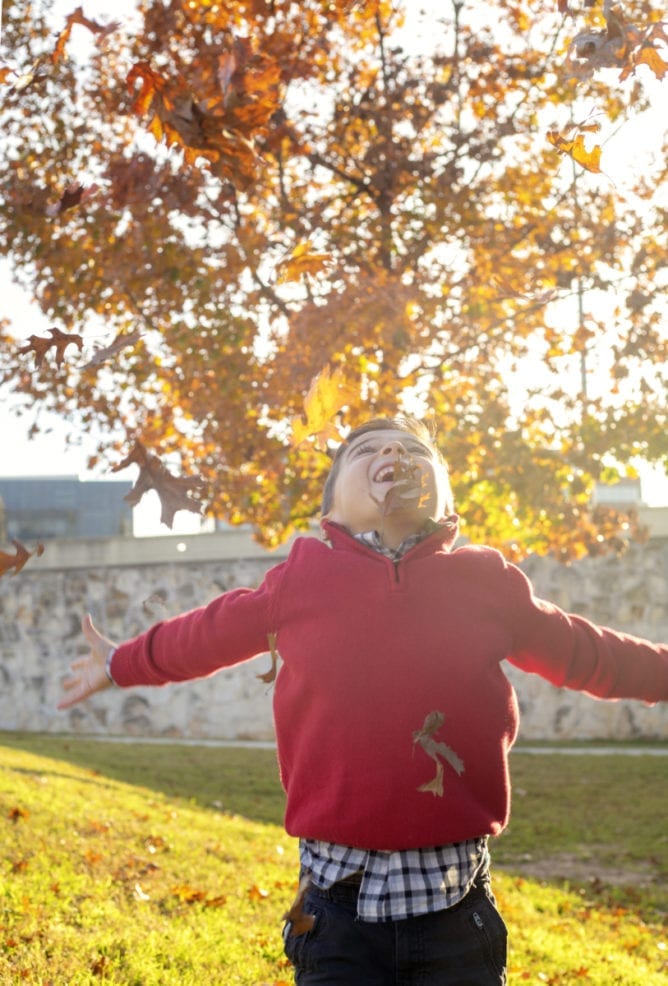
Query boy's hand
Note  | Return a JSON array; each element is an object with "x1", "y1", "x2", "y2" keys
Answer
[{"x1": 58, "y1": 615, "x2": 116, "y2": 710}]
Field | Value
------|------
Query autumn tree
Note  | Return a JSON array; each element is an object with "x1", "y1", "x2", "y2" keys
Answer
[{"x1": 0, "y1": 0, "x2": 666, "y2": 559}]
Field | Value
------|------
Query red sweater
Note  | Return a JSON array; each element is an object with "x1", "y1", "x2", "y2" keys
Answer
[{"x1": 110, "y1": 521, "x2": 668, "y2": 850}]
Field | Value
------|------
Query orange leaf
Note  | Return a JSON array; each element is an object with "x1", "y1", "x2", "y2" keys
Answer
[
  {"x1": 291, "y1": 364, "x2": 356, "y2": 449},
  {"x1": 8, "y1": 806, "x2": 29, "y2": 823},
  {"x1": 0, "y1": 540, "x2": 44, "y2": 578}
]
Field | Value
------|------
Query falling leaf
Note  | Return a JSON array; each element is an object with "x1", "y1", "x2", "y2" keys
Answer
[
  {"x1": 257, "y1": 632, "x2": 281, "y2": 684},
  {"x1": 46, "y1": 182, "x2": 100, "y2": 217},
  {"x1": 248, "y1": 884, "x2": 270, "y2": 901},
  {"x1": 283, "y1": 875, "x2": 316, "y2": 936},
  {"x1": 371, "y1": 453, "x2": 430, "y2": 518},
  {"x1": 81, "y1": 329, "x2": 142, "y2": 369},
  {"x1": 52, "y1": 7, "x2": 120, "y2": 63},
  {"x1": 0, "y1": 540, "x2": 44, "y2": 578},
  {"x1": 112, "y1": 440, "x2": 205, "y2": 528},
  {"x1": 546, "y1": 130, "x2": 602, "y2": 173},
  {"x1": 291, "y1": 364, "x2": 356, "y2": 449},
  {"x1": 142, "y1": 588, "x2": 169, "y2": 617},
  {"x1": 413, "y1": 710, "x2": 465, "y2": 797},
  {"x1": 276, "y1": 241, "x2": 333, "y2": 283},
  {"x1": 18, "y1": 328, "x2": 84, "y2": 368}
]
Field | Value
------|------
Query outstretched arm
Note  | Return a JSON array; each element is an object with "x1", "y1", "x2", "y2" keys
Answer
[{"x1": 58, "y1": 614, "x2": 116, "y2": 710}]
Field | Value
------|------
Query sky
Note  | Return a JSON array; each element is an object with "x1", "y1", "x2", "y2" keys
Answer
[{"x1": 0, "y1": 0, "x2": 666, "y2": 534}]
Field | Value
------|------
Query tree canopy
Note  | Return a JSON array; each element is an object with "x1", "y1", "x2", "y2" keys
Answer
[{"x1": 1, "y1": 0, "x2": 666, "y2": 560}]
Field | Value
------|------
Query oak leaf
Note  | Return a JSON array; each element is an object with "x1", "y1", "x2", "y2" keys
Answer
[
  {"x1": 112, "y1": 440, "x2": 205, "y2": 528},
  {"x1": 291, "y1": 365, "x2": 356, "y2": 449},
  {"x1": 546, "y1": 130, "x2": 602, "y2": 173},
  {"x1": 0, "y1": 540, "x2": 45, "y2": 579},
  {"x1": 52, "y1": 6, "x2": 120, "y2": 64},
  {"x1": 18, "y1": 328, "x2": 84, "y2": 368}
]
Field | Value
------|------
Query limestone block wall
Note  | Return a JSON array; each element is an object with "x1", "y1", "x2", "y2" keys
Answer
[{"x1": 0, "y1": 535, "x2": 667, "y2": 741}]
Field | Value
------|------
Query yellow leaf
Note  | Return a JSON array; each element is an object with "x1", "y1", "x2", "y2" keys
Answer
[
  {"x1": 291, "y1": 364, "x2": 356, "y2": 449},
  {"x1": 276, "y1": 240, "x2": 332, "y2": 283},
  {"x1": 546, "y1": 130, "x2": 602, "y2": 174}
]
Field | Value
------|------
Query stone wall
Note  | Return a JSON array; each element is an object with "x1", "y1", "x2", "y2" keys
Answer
[{"x1": 1, "y1": 534, "x2": 667, "y2": 742}]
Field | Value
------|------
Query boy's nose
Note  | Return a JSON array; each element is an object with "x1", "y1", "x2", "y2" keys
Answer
[{"x1": 380, "y1": 441, "x2": 406, "y2": 456}]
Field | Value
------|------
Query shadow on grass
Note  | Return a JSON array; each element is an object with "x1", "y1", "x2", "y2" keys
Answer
[{"x1": 0, "y1": 731, "x2": 286, "y2": 827}]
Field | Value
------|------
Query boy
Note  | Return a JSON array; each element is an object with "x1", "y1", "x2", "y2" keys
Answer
[{"x1": 60, "y1": 416, "x2": 668, "y2": 985}]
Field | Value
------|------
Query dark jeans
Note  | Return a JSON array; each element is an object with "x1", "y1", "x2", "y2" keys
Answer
[{"x1": 282, "y1": 875, "x2": 507, "y2": 985}]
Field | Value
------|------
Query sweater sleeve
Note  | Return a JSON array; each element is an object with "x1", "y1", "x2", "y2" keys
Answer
[
  {"x1": 109, "y1": 560, "x2": 287, "y2": 688},
  {"x1": 499, "y1": 556, "x2": 668, "y2": 704}
]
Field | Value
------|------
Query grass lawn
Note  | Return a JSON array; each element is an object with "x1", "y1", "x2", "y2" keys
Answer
[{"x1": 0, "y1": 732, "x2": 666, "y2": 984}]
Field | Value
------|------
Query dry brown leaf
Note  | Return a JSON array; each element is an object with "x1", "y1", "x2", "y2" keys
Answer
[
  {"x1": 0, "y1": 540, "x2": 44, "y2": 578},
  {"x1": 112, "y1": 440, "x2": 205, "y2": 528},
  {"x1": 283, "y1": 875, "x2": 316, "y2": 937},
  {"x1": 257, "y1": 631, "x2": 281, "y2": 684},
  {"x1": 81, "y1": 329, "x2": 142, "y2": 369},
  {"x1": 18, "y1": 328, "x2": 84, "y2": 368}
]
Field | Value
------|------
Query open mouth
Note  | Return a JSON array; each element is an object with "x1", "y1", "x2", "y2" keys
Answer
[{"x1": 372, "y1": 464, "x2": 396, "y2": 484}]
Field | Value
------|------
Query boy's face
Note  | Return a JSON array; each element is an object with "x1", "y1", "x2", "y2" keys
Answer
[{"x1": 324, "y1": 428, "x2": 450, "y2": 539}]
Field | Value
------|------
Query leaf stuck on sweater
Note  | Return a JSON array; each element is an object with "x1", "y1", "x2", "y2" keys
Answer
[{"x1": 413, "y1": 710, "x2": 465, "y2": 797}]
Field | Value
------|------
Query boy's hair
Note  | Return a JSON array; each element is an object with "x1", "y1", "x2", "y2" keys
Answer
[{"x1": 321, "y1": 416, "x2": 454, "y2": 517}]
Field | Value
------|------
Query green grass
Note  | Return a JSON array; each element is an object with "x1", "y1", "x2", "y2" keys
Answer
[{"x1": 0, "y1": 733, "x2": 666, "y2": 985}]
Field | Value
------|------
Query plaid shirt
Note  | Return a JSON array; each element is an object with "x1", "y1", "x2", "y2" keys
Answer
[{"x1": 300, "y1": 525, "x2": 489, "y2": 922}]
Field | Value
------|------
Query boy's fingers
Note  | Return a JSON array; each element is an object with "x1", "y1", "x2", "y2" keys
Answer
[{"x1": 81, "y1": 613, "x2": 99, "y2": 643}]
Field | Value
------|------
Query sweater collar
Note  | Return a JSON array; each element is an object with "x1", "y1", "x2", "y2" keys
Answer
[{"x1": 322, "y1": 515, "x2": 460, "y2": 556}]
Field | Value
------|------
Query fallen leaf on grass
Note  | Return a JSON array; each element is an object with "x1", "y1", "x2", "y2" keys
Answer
[
  {"x1": 248, "y1": 884, "x2": 270, "y2": 901},
  {"x1": 8, "y1": 806, "x2": 29, "y2": 823}
]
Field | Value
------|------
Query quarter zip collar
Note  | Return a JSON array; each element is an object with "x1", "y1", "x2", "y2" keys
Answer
[{"x1": 322, "y1": 516, "x2": 460, "y2": 558}]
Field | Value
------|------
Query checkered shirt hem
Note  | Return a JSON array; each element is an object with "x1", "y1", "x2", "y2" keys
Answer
[{"x1": 299, "y1": 837, "x2": 489, "y2": 922}]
